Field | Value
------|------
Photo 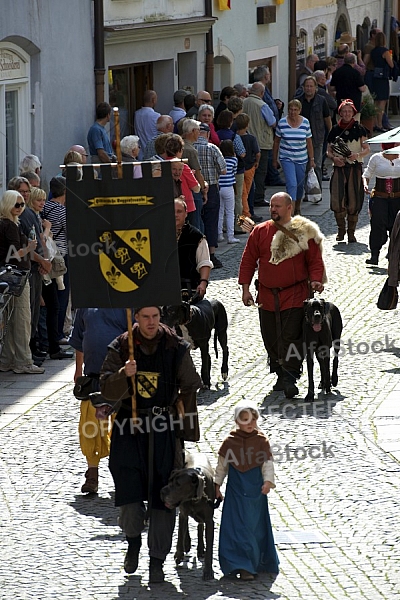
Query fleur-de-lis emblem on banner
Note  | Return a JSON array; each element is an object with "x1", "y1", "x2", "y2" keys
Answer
[
  {"x1": 130, "y1": 231, "x2": 148, "y2": 252},
  {"x1": 106, "y1": 265, "x2": 121, "y2": 286}
]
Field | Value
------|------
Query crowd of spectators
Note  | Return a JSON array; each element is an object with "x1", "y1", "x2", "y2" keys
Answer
[{"x1": 2, "y1": 32, "x2": 399, "y2": 372}]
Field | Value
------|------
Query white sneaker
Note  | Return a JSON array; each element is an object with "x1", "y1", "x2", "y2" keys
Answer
[
  {"x1": 13, "y1": 364, "x2": 45, "y2": 374},
  {"x1": 217, "y1": 235, "x2": 224, "y2": 243},
  {"x1": 227, "y1": 238, "x2": 240, "y2": 244}
]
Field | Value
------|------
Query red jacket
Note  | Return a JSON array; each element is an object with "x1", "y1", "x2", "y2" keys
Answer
[{"x1": 238, "y1": 220, "x2": 325, "y2": 311}]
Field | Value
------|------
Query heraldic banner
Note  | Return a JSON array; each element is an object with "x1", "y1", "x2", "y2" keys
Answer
[{"x1": 65, "y1": 162, "x2": 182, "y2": 308}]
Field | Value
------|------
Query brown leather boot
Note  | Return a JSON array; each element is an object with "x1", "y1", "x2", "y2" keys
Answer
[
  {"x1": 294, "y1": 199, "x2": 302, "y2": 215},
  {"x1": 347, "y1": 214, "x2": 359, "y2": 243},
  {"x1": 81, "y1": 467, "x2": 98, "y2": 493},
  {"x1": 334, "y1": 211, "x2": 347, "y2": 241}
]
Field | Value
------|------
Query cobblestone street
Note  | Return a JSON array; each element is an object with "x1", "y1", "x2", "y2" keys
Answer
[{"x1": 1, "y1": 191, "x2": 400, "y2": 599}]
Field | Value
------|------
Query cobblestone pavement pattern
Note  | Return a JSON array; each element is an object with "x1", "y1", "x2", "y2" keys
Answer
[{"x1": 1, "y1": 185, "x2": 400, "y2": 599}]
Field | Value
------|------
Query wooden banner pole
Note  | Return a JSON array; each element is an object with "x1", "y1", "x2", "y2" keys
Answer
[
  {"x1": 113, "y1": 107, "x2": 123, "y2": 179},
  {"x1": 126, "y1": 308, "x2": 137, "y2": 421}
]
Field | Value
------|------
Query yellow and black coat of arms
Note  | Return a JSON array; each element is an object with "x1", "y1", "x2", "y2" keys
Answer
[
  {"x1": 136, "y1": 371, "x2": 160, "y2": 399},
  {"x1": 98, "y1": 229, "x2": 151, "y2": 292}
]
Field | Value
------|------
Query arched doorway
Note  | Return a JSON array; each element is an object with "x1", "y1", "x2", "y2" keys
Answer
[
  {"x1": 335, "y1": 14, "x2": 350, "y2": 45},
  {"x1": 214, "y1": 55, "x2": 231, "y2": 92},
  {"x1": 0, "y1": 42, "x2": 30, "y2": 196}
]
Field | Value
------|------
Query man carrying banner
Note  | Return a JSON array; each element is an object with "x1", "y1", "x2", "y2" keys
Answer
[{"x1": 98, "y1": 306, "x2": 201, "y2": 583}]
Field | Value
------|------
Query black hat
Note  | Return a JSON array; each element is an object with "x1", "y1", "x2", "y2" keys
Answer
[{"x1": 199, "y1": 123, "x2": 210, "y2": 132}]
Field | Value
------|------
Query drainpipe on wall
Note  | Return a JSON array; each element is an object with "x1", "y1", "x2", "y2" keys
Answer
[
  {"x1": 94, "y1": 0, "x2": 106, "y2": 105},
  {"x1": 383, "y1": 0, "x2": 391, "y2": 46},
  {"x1": 205, "y1": 0, "x2": 214, "y2": 93},
  {"x1": 288, "y1": 0, "x2": 297, "y2": 100}
]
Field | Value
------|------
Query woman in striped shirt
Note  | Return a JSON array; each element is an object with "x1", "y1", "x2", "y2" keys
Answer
[
  {"x1": 272, "y1": 99, "x2": 314, "y2": 215},
  {"x1": 218, "y1": 140, "x2": 239, "y2": 244}
]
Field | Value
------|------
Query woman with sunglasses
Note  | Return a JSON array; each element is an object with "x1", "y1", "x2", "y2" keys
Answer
[{"x1": 0, "y1": 190, "x2": 45, "y2": 374}]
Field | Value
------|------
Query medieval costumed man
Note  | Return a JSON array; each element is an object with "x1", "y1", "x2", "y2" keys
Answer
[
  {"x1": 238, "y1": 192, "x2": 326, "y2": 399},
  {"x1": 98, "y1": 306, "x2": 201, "y2": 583}
]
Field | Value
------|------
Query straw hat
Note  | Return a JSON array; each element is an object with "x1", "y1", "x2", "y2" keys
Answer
[{"x1": 338, "y1": 32, "x2": 356, "y2": 44}]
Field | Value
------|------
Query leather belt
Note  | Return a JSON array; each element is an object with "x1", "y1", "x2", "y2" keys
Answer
[
  {"x1": 371, "y1": 189, "x2": 400, "y2": 198},
  {"x1": 374, "y1": 178, "x2": 400, "y2": 195},
  {"x1": 137, "y1": 405, "x2": 175, "y2": 417}
]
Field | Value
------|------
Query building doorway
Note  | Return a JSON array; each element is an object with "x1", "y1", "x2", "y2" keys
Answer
[
  {"x1": 0, "y1": 44, "x2": 30, "y2": 195},
  {"x1": 108, "y1": 62, "x2": 153, "y2": 140}
]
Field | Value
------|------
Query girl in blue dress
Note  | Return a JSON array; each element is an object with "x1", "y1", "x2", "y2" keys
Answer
[{"x1": 215, "y1": 401, "x2": 279, "y2": 581}]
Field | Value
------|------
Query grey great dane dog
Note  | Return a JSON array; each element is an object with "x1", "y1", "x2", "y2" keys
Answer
[{"x1": 160, "y1": 453, "x2": 217, "y2": 580}]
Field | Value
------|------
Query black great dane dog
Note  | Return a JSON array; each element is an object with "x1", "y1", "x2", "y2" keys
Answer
[
  {"x1": 303, "y1": 297, "x2": 343, "y2": 402},
  {"x1": 162, "y1": 298, "x2": 229, "y2": 388},
  {"x1": 160, "y1": 453, "x2": 217, "y2": 580}
]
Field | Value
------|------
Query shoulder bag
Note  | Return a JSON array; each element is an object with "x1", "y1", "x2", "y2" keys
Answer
[
  {"x1": 0, "y1": 265, "x2": 30, "y2": 297},
  {"x1": 73, "y1": 375, "x2": 98, "y2": 400},
  {"x1": 377, "y1": 278, "x2": 398, "y2": 310}
]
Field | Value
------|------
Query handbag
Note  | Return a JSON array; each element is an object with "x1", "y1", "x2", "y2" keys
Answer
[
  {"x1": 374, "y1": 65, "x2": 390, "y2": 79},
  {"x1": 305, "y1": 167, "x2": 322, "y2": 204},
  {"x1": 73, "y1": 375, "x2": 98, "y2": 400},
  {"x1": 377, "y1": 278, "x2": 398, "y2": 310},
  {"x1": 49, "y1": 254, "x2": 67, "y2": 279},
  {"x1": 0, "y1": 265, "x2": 30, "y2": 297}
]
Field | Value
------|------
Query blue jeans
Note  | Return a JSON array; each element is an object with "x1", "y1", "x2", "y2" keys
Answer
[
  {"x1": 187, "y1": 191, "x2": 204, "y2": 232},
  {"x1": 202, "y1": 184, "x2": 220, "y2": 248},
  {"x1": 254, "y1": 149, "x2": 271, "y2": 202},
  {"x1": 280, "y1": 160, "x2": 307, "y2": 201}
]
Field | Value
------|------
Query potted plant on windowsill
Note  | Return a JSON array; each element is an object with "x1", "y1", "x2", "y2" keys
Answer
[{"x1": 360, "y1": 91, "x2": 378, "y2": 135}]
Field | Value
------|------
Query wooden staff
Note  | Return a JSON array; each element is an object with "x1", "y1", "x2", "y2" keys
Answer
[
  {"x1": 126, "y1": 308, "x2": 137, "y2": 421},
  {"x1": 113, "y1": 106, "x2": 123, "y2": 179}
]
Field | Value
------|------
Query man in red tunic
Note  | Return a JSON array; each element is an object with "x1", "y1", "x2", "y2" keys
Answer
[{"x1": 238, "y1": 192, "x2": 326, "y2": 398}]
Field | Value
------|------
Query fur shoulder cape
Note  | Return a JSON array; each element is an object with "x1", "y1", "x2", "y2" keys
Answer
[{"x1": 269, "y1": 216, "x2": 325, "y2": 270}]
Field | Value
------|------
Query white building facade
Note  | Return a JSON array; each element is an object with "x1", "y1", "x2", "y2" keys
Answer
[
  {"x1": 295, "y1": 0, "x2": 384, "y2": 67},
  {"x1": 104, "y1": 0, "x2": 291, "y2": 131},
  {"x1": 212, "y1": 0, "x2": 290, "y2": 107},
  {"x1": 0, "y1": 1, "x2": 94, "y2": 193}
]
